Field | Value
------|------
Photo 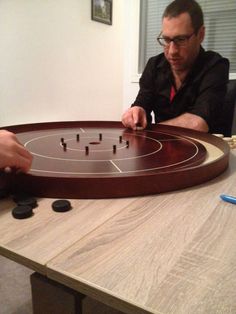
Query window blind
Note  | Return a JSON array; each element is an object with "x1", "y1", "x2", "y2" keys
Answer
[{"x1": 139, "y1": 0, "x2": 236, "y2": 73}]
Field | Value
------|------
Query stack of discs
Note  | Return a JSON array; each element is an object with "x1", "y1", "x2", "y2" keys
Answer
[
  {"x1": 231, "y1": 135, "x2": 236, "y2": 149},
  {"x1": 223, "y1": 136, "x2": 236, "y2": 149},
  {"x1": 12, "y1": 194, "x2": 37, "y2": 219},
  {"x1": 212, "y1": 134, "x2": 236, "y2": 149}
]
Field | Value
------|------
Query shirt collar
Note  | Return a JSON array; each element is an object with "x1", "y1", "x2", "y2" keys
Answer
[{"x1": 157, "y1": 46, "x2": 205, "y2": 75}]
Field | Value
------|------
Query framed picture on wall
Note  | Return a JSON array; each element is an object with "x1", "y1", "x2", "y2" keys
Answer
[{"x1": 91, "y1": 0, "x2": 112, "y2": 25}]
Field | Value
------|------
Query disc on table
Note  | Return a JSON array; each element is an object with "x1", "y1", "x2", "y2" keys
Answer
[
  {"x1": 12, "y1": 205, "x2": 33, "y2": 219},
  {"x1": 52, "y1": 200, "x2": 72, "y2": 212}
]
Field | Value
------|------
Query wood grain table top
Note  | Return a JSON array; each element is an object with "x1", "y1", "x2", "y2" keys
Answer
[
  {"x1": 0, "y1": 197, "x2": 136, "y2": 273},
  {"x1": 1, "y1": 151, "x2": 236, "y2": 313}
]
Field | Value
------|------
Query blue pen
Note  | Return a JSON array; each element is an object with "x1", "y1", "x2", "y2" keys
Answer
[{"x1": 220, "y1": 194, "x2": 236, "y2": 205}]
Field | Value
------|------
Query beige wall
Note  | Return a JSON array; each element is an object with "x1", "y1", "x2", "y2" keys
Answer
[{"x1": 0, "y1": 0, "x2": 126, "y2": 126}]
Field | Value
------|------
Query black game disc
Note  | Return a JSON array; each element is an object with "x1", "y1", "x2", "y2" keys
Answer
[
  {"x1": 52, "y1": 200, "x2": 72, "y2": 212},
  {"x1": 0, "y1": 188, "x2": 9, "y2": 199},
  {"x1": 12, "y1": 205, "x2": 33, "y2": 219},
  {"x1": 12, "y1": 192, "x2": 32, "y2": 203},
  {"x1": 17, "y1": 197, "x2": 38, "y2": 209}
]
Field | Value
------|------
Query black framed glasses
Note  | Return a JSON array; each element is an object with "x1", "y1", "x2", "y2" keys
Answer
[{"x1": 157, "y1": 32, "x2": 195, "y2": 47}]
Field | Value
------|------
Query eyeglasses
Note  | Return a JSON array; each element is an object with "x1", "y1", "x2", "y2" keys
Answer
[{"x1": 157, "y1": 32, "x2": 195, "y2": 47}]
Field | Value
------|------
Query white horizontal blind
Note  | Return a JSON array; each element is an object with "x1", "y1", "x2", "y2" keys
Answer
[
  {"x1": 199, "y1": 0, "x2": 236, "y2": 71},
  {"x1": 138, "y1": 0, "x2": 166, "y2": 71},
  {"x1": 139, "y1": 0, "x2": 236, "y2": 73}
]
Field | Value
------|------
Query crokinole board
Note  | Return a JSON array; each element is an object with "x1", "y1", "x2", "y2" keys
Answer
[{"x1": 0, "y1": 121, "x2": 230, "y2": 198}]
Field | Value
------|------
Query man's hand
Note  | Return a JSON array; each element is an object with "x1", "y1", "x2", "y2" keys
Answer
[
  {"x1": 0, "y1": 130, "x2": 33, "y2": 173},
  {"x1": 122, "y1": 106, "x2": 147, "y2": 130}
]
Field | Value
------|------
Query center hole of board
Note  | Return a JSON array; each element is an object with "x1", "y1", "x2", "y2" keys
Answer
[{"x1": 89, "y1": 142, "x2": 100, "y2": 145}]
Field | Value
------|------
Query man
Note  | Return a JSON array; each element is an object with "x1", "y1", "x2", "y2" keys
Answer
[
  {"x1": 0, "y1": 130, "x2": 32, "y2": 172},
  {"x1": 122, "y1": 0, "x2": 229, "y2": 133}
]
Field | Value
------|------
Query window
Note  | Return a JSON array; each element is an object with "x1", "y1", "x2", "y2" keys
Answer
[{"x1": 139, "y1": 0, "x2": 236, "y2": 74}]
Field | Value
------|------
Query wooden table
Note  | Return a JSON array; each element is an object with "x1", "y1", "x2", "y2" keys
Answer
[{"x1": 1, "y1": 151, "x2": 236, "y2": 314}]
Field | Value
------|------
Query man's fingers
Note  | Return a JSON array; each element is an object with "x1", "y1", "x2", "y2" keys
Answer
[
  {"x1": 7, "y1": 155, "x2": 32, "y2": 173},
  {"x1": 16, "y1": 147, "x2": 33, "y2": 172},
  {"x1": 140, "y1": 112, "x2": 147, "y2": 129},
  {"x1": 122, "y1": 109, "x2": 136, "y2": 129},
  {"x1": 6, "y1": 144, "x2": 33, "y2": 173},
  {"x1": 122, "y1": 106, "x2": 147, "y2": 130},
  {"x1": 133, "y1": 108, "x2": 147, "y2": 130},
  {"x1": 132, "y1": 110, "x2": 140, "y2": 126}
]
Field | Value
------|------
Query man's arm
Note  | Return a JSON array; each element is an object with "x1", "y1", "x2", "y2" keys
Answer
[
  {"x1": 122, "y1": 57, "x2": 158, "y2": 130},
  {"x1": 159, "y1": 112, "x2": 209, "y2": 132},
  {"x1": 184, "y1": 56, "x2": 229, "y2": 133}
]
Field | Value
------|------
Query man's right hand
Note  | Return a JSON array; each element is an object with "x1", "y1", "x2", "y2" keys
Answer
[{"x1": 122, "y1": 106, "x2": 147, "y2": 130}]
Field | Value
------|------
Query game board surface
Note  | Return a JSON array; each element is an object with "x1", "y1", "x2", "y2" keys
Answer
[{"x1": 1, "y1": 121, "x2": 230, "y2": 198}]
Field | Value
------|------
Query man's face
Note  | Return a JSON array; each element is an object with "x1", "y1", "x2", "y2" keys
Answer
[{"x1": 161, "y1": 12, "x2": 205, "y2": 74}]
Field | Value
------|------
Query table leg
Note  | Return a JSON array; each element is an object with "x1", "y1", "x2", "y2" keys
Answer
[{"x1": 30, "y1": 272, "x2": 85, "y2": 314}]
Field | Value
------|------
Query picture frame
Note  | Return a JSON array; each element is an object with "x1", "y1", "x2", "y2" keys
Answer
[{"x1": 91, "y1": 0, "x2": 112, "y2": 25}]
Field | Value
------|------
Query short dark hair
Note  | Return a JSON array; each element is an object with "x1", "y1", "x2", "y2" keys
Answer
[{"x1": 163, "y1": 0, "x2": 204, "y2": 33}]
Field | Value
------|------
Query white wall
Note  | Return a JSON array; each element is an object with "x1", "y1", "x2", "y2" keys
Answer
[
  {"x1": 123, "y1": 0, "x2": 140, "y2": 112},
  {"x1": 0, "y1": 0, "x2": 126, "y2": 127}
]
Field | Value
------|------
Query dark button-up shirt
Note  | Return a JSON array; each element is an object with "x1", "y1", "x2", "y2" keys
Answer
[{"x1": 133, "y1": 47, "x2": 229, "y2": 133}]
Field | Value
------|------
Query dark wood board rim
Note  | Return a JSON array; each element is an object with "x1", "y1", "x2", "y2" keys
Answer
[{"x1": 0, "y1": 121, "x2": 230, "y2": 198}]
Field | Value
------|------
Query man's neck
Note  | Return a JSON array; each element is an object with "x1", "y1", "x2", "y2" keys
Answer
[
  {"x1": 173, "y1": 70, "x2": 189, "y2": 90},
  {"x1": 172, "y1": 50, "x2": 201, "y2": 90}
]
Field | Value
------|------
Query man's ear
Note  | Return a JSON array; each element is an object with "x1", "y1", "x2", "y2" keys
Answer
[{"x1": 198, "y1": 25, "x2": 205, "y2": 43}]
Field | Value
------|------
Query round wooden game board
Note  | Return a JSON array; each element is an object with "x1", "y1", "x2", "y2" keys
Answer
[{"x1": 1, "y1": 121, "x2": 230, "y2": 198}]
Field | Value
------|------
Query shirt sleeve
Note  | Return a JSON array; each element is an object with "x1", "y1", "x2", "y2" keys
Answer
[
  {"x1": 131, "y1": 57, "x2": 157, "y2": 124},
  {"x1": 186, "y1": 58, "x2": 230, "y2": 129}
]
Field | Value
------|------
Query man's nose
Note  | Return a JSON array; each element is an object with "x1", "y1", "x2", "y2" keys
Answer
[{"x1": 168, "y1": 41, "x2": 179, "y2": 54}]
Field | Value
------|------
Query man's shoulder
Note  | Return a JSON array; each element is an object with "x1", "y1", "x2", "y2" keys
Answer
[
  {"x1": 192, "y1": 48, "x2": 229, "y2": 81},
  {"x1": 144, "y1": 53, "x2": 169, "y2": 73},
  {"x1": 146, "y1": 53, "x2": 166, "y2": 67},
  {"x1": 200, "y1": 49, "x2": 229, "y2": 67}
]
